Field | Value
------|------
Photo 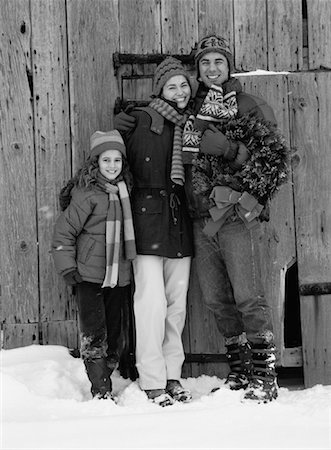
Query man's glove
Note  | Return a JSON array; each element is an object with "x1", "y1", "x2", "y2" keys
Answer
[
  {"x1": 199, "y1": 124, "x2": 238, "y2": 160},
  {"x1": 113, "y1": 110, "x2": 136, "y2": 132},
  {"x1": 63, "y1": 270, "x2": 83, "y2": 286},
  {"x1": 228, "y1": 142, "x2": 250, "y2": 171}
]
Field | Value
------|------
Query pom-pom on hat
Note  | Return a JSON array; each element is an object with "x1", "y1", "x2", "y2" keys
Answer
[
  {"x1": 152, "y1": 56, "x2": 191, "y2": 97},
  {"x1": 90, "y1": 130, "x2": 126, "y2": 159},
  {"x1": 194, "y1": 35, "x2": 234, "y2": 74}
]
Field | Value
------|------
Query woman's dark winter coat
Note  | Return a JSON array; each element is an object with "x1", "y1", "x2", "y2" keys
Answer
[
  {"x1": 121, "y1": 109, "x2": 193, "y2": 258},
  {"x1": 52, "y1": 186, "x2": 131, "y2": 286}
]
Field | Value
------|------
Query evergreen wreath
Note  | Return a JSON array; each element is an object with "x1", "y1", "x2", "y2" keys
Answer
[{"x1": 191, "y1": 113, "x2": 290, "y2": 205}]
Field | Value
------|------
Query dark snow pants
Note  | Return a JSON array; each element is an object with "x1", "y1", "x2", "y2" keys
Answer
[{"x1": 76, "y1": 281, "x2": 130, "y2": 366}]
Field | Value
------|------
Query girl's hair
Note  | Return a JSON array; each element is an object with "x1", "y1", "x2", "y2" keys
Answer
[
  {"x1": 75, "y1": 154, "x2": 133, "y2": 189},
  {"x1": 59, "y1": 154, "x2": 133, "y2": 211}
]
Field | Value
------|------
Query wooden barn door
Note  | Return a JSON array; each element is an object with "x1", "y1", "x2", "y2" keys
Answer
[
  {"x1": 113, "y1": 68, "x2": 296, "y2": 379},
  {"x1": 0, "y1": 0, "x2": 40, "y2": 347},
  {"x1": 289, "y1": 71, "x2": 331, "y2": 387},
  {"x1": 112, "y1": 1, "x2": 299, "y2": 380},
  {"x1": 0, "y1": 0, "x2": 77, "y2": 349}
]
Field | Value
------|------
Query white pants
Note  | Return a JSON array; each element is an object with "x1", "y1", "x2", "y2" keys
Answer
[{"x1": 133, "y1": 254, "x2": 191, "y2": 390}]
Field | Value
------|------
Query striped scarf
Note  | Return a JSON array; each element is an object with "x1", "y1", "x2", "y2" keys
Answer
[
  {"x1": 97, "y1": 173, "x2": 136, "y2": 288},
  {"x1": 182, "y1": 84, "x2": 238, "y2": 158},
  {"x1": 149, "y1": 97, "x2": 187, "y2": 185}
]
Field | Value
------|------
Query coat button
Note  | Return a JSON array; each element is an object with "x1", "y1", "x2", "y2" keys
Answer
[
  {"x1": 160, "y1": 190, "x2": 166, "y2": 196},
  {"x1": 141, "y1": 207, "x2": 146, "y2": 212},
  {"x1": 177, "y1": 252, "x2": 182, "y2": 257},
  {"x1": 145, "y1": 156, "x2": 151, "y2": 162}
]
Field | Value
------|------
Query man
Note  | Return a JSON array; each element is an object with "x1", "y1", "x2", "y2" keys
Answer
[
  {"x1": 114, "y1": 35, "x2": 288, "y2": 403},
  {"x1": 181, "y1": 35, "x2": 288, "y2": 403}
]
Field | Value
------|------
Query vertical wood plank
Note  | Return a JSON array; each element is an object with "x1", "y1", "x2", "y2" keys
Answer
[
  {"x1": 300, "y1": 295, "x2": 331, "y2": 388},
  {"x1": 42, "y1": 320, "x2": 79, "y2": 349},
  {"x1": 119, "y1": 0, "x2": 161, "y2": 53},
  {"x1": 289, "y1": 72, "x2": 331, "y2": 386},
  {"x1": 67, "y1": 0, "x2": 120, "y2": 171},
  {"x1": 0, "y1": 0, "x2": 39, "y2": 331},
  {"x1": 161, "y1": 0, "x2": 198, "y2": 54},
  {"x1": 234, "y1": 0, "x2": 268, "y2": 71},
  {"x1": 184, "y1": 261, "x2": 229, "y2": 379},
  {"x1": 31, "y1": 0, "x2": 73, "y2": 326},
  {"x1": 2, "y1": 324, "x2": 39, "y2": 349},
  {"x1": 306, "y1": 0, "x2": 331, "y2": 70},
  {"x1": 267, "y1": 0, "x2": 303, "y2": 71},
  {"x1": 197, "y1": 0, "x2": 233, "y2": 44}
]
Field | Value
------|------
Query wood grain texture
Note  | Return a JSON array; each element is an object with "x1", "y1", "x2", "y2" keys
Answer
[
  {"x1": 234, "y1": 0, "x2": 267, "y2": 71},
  {"x1": 31, "y1": 0, "x2": 73, "y2": 323},
  {"x1": 289, "y1": 72, "x2": 331, "y2": 386},
  {"x1": 197, "y1": 0, "x2": 233, "y2": 44},
  {"x1": 67, "y1": 0, "x2": 119, "y2": 171},
  {"x1": 42, "y1": 320, "x2": 79, "y2": 348},
  {"x1": 119, "y1": 0, "x2": 161, "y2": 54},
  {"x1": 161, "y1": 0, "x2": 198, "y2": 54},
  {"x1": 267, "y1": 0, "x2": 303, "y2": 71},
  {"x1": 0, "y1": 0, "x2": 39, "y2": 324},
  {"x1": 306, "y1": 0, "x2": 331, "y2": 69},
  {"x1": 2, "y1": 324, "x2": 39, "y2": 348}
]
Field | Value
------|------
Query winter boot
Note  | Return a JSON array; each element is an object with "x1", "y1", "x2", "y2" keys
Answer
[
  {"x1": 166, "y1": 379, "x2": 192, "y2": 403},
  {"x1": 84, "y1": 357, "x2": 113, "y2": 399},
  {"x1": 242, "y1": 342, "x2": 278, "y2": 403},
  {"x1": 145, "y1": 389, "x2": 175, "y2": 407},
  {"x1": 224, "y1": 342, "x2": 252, "y2": 390}
]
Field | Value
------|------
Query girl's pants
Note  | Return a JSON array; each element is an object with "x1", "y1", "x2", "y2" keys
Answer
[
  {"x1": 76, "y1": 281, "x2": 130, "y2": 363},
  {"x1": 133, "y1": 255, "x2": 191, "y2": 390}
]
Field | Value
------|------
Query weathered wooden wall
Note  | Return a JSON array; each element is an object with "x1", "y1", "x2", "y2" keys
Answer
[{"x1": 1, "y1": 0, "x2": 331, "y2": 387}]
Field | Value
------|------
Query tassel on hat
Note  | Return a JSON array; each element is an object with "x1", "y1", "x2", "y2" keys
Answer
[
  {"x1": 90, "y1": 130, "x2": 126, "y2": 159},
  {"x1": 152, "y1": 56, "x2": 191, "y2": 97}
]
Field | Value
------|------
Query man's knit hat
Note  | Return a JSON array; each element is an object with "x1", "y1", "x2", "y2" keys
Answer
[
  {"x1": 90, "y1": 130, "x2": 126, "y2": 158},
  {"x1": 152, "y1": 56, "x2": 191, "y2": 97},
  {"x1": 194, "y1": 35, "x2": 234, "y2": 74}
]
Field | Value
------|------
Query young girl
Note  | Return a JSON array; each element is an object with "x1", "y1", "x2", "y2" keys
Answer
[
  {"x1": 117, "y1": 57, "x2": 194, "y2": 406},
  {"x1": 52, "y1": 130, "x2": 136, "y2": 400}
]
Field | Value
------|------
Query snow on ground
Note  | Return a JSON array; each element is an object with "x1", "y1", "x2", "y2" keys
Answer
[{"x1": 1, "y1": 345, "x2": 330, "y2": 450}]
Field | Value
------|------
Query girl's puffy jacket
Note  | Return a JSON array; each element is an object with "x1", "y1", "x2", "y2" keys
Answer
[{"x1": 52, "y1": 186, "x2": 131, "y2": 286}]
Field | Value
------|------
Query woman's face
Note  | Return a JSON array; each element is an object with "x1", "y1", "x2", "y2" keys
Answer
[
  {"x1": 162, "y1": 75, "x2": 191, "y2": 109},
  {"x1": 198, "y1": 52, "x2": 229, "y2": 87},
  {"x1": 98, "y1": 149, "x2": 123, "y2": 181}
]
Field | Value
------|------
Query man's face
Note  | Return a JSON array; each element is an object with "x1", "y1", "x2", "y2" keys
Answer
[{"x1": 198, "y1": 52, "x2": 229, "y2": 87}]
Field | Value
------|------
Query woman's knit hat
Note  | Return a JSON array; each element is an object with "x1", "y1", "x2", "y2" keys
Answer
[
  {"x1": 152, "y1": 56, "x2": 191, "y2": 97},
  {"x1": 90, "y1": 130, "x2": 126, "y2": 158},
  {"x1": 194, "y1": 35, "x2": 234, "y2": 74}
]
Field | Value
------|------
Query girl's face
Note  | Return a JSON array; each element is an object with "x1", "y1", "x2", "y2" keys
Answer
[
  {"x1": 198, "y1": 52, "x2": 229, "y2": 87},
  {"x1": 98, "y1": 149, "x2": 123, "y2": 181},
  {"x1": 162, "y1": 75, "x2": 191, "y2": 109}
]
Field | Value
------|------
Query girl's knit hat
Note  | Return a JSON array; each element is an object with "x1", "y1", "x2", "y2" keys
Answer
[
  {"x1": 152, "y1": 56, "x2": 191, "y2": 97},
  {"x1": 194, "y1": 35, "x2": 234, "y2": 75},
  {"x1": 90, "y1": 130, "x2": 126, "y2": 158}
]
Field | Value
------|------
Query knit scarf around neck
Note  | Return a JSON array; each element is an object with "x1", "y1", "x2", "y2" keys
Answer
[
  {"x1": 182, "y1": 78, "x2": 240, "y2": 158},
  {"x1": 149, "y1": 97, "x2": 187, "y2": 185},
  {"x1": 96, "y1": 172, "x2": 136, "y2": 288}
]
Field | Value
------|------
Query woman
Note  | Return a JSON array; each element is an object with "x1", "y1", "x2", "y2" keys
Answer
[{"x1": 118, "y1": 57, "x2": 194, "y2": 406}]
